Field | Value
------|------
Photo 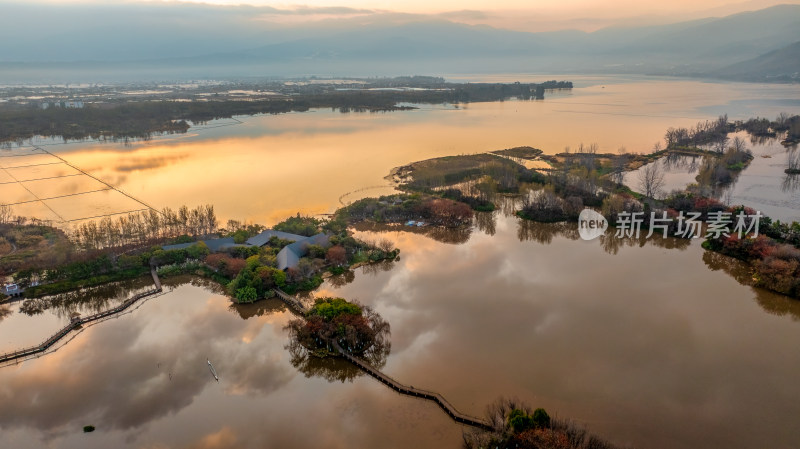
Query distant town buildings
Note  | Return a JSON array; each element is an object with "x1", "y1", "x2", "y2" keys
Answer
[
  {"x1": 41, "y1": 100, "x2": 84, "y2": 109},
  {"x1": 2, "y1": 283, "x2": 22, "y2": 297}
]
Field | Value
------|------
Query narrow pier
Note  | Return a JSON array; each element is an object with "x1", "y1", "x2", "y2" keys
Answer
[
  {"x1": 2, "y1": 279, "x2": 493, "y2": 430},
  {"x1": 273, "y1": 289, "x2": 491, "y2": 430},
  {"x1": 274, "y1": 288, "x2": 309, "y2": 315},
  {"x1": 0, "y1": 267, "x2": 163, "y2": 364},
  {"x1": 332, "y1": 340, "x2": 492, "y2": 430},
  {"x1": 150, "y1": 263, "x2": 162, "y2": 291}
]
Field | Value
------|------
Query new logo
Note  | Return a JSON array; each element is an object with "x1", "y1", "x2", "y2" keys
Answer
[{"x1": 578, "y1": 209, "x2": 608, "y2": 240}]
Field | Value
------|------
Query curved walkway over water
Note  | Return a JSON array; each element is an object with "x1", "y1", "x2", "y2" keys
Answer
[
  {"x1": 274, "y1": 288, "x2": 310, "y2": 315},
  {"x1": 0, "y1": 267, "x2": 163, "y2": 365},
  {"x1": 273, "y1": 288, "x2": 492, "y2": 431},
  {"x1": 1, "y1": 280, "x2": 492, "y2": 430},
  {"x1": 332, "y1": 340, "x2": 492, "y2": 430}
]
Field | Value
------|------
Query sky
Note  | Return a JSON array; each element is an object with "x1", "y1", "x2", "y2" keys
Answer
[
  {"x1": 0, "y1": 0, "x2": 796, "y2": 68},
  {"x1": 21, "y1": 0, "x2": 800, "y2": 31}
]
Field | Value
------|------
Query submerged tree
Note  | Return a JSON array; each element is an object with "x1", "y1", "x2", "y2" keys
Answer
[
  {"x1": 638, "y1": 162, "x2": 665, "y2": 199},
  {"x1": 786, "y1": 149, "x2": 800, "y2": 174},
  {"x1": 286, "y1": 339, "x2": 365, "y2": 383},
  {"x1": 610, "y1": 147, "x2": 629, "y2": 185},
  {"x1": 284, "y1": 297, "x2": 391, "y2": 369}
]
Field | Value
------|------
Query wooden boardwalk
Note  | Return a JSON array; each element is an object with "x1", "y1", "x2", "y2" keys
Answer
[
  {"x1": 274, "y1": 288, "x2": 309, "y2": 315},
  {"x1": 332, "y1": 340, "x2": 492, "y2": 430},
  {"x1": 1, "y1": 278, "x2": 492, "y2": 430},
  {"x1": 272, "y1": 288, "x2": 491, "y2": 430},
  {"x1": 0, "y1": 267, "x2": 163, "y2": 365},
  {"x1": 2, "y1": 277, "x2": 493, "y2": 430}
]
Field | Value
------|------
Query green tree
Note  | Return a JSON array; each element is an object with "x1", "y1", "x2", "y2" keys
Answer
[
  {"x1": 532, "y1": 408, "x2": 551, "y2": 428},
  {"x1": 272, "y1": 269, "x2": 287, "y2": 288},
  {"x1": 232, "y1": 229, "x2": 249, "y2": 244},
  {"x1": 507, "y1": 407, "x2": 550, "y2": 433},
  {"x1": 118, "y1": 254, "x2": 143, "y2": 270},
  {"x1": 235, "y1": 286, "x2": 258, "y2": 303},
  {"x1": 508, "y1": 409, "x2": 534, "y2": 433},
  {"x1": 273, "y1": 215, "x2": 322, "y2": 237},
  {"x1": 186, "y1": 241, "x2": 210, "y2": 259},
  {"x1": 309, "y1": 297, "x2": 362, "y2": 321},
  {"x1": 306, "y1": 244, "x2": 326, "y2": 259}
]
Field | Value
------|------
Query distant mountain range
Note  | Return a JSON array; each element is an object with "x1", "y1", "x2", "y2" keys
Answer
[
  {"x1": 1, "y1": 4, "x2": 798, "y2": 83},
  {"x1": 712, "y1": 41, "x2": 800, "y2": 81}
]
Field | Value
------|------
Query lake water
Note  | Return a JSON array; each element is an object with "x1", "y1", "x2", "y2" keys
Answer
[
  {"x1": 2, "y1": 214, "x2": 800, "y2": 449},
  {"x1": 1, "y1": 75, "x2": 798, "y2": 226},
  {"x1": 0, "y1": 277, "x2": 463, "y2": 449},
  {"x1": 1, "y1": 75, "x2": 800, "y2": 448},
  {"x1": 625, "y1": 131, "x2": 800, "y2": 223}
]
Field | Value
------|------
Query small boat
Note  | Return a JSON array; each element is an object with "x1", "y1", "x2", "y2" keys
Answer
[
  {"x1": 207, "y1": 359, "x2": 219, "y2": 381},
  {"x1": 416, "y1": 221, "x2": 425, "y2": 227},
  {"x1": 405, "y1": 220, "x2": 416, "y2": 226}
]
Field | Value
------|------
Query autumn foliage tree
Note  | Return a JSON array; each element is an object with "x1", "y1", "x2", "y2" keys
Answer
[
  {"x1": 205, "y1": 253, "x2": 246, "y2": 278},
  {"x1": 326, "y1": 245, "x2": 347, "y2": 266},
  {"x1": 704, "y1": 213, "x2": 800, "y2": 297},
  {"x1": 285, "y1": 297, "x2": 390, "y2": 360},
  {"x1": 377, "y1": 239, "x2": 394, "y2": 254},
  {"x1": 753, "y1": 244, "x2": 800, "y2": 296},
  {"x1": 422, "y1": 198, "x2": 472, "y2": 226}
]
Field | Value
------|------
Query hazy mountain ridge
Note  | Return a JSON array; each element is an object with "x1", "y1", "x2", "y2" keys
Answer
[
  {"x1": 203, "y1": 5, "x2": 800, "y2": 64},
  {"x1": 1, "y1": 4, "x2": 798, "y2": 82},
  {"x1": 711, "y1": 41, "x2": 800, "y2": 81},
  {"x1": 184, "y1": 5, "x2": 800, "y2": 79}
]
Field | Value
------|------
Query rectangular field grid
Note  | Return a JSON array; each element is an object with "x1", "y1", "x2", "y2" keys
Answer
[
  {"x1": 22, "y1": 176, "x2": 109, "y2": 200},
  {"x1": 0, "y1": 183, "x2": 39, "y2": 205},
  {"x1": 45, "y1": 190, "x2": 147, "y2": 222},
  {"x1": 0, "y1": 145, "x2": 156, "y2": 226}
]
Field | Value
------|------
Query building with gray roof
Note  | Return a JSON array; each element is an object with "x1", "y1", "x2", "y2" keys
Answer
[
  {"x1": 162, "y1": 237, "x2": 239, "y2": 253},
  {"x1": 276, "y1": 233, "x2": 330, "y2": 271},
  {"x1": 245, "y1": 230, "x2": 305, "y2": 247},
  {"x1": 162, "y1": 230, "x2": 331, "y2": 271}
]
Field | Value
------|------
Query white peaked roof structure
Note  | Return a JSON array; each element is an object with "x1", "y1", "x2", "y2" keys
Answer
[
  {"x1": 245, "y1": 230, "x2": 310, "y2": 247},
  {"x1": 275, "y1": 233, "x2": 330, "y2": 271},
  {"x1": 162, "y1": 229, "x2": 331, "y2": 271}
]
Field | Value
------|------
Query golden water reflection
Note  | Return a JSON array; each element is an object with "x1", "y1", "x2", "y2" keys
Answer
[
  {"x1": 1, "y1": 76, "x2": 799, "y2": 448},
  {"x1": 1, "y1": 213, "x2": 800, "y2": 448},
  {"x1": 315, "y1": 213, "x2": 800, "y2": 449},
  {"x1": 0, "y1": 277, "x2": 461, "y2": 449},
  {"x1": 3, "y1": 76, "x2": 796, "y2": 225}
]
